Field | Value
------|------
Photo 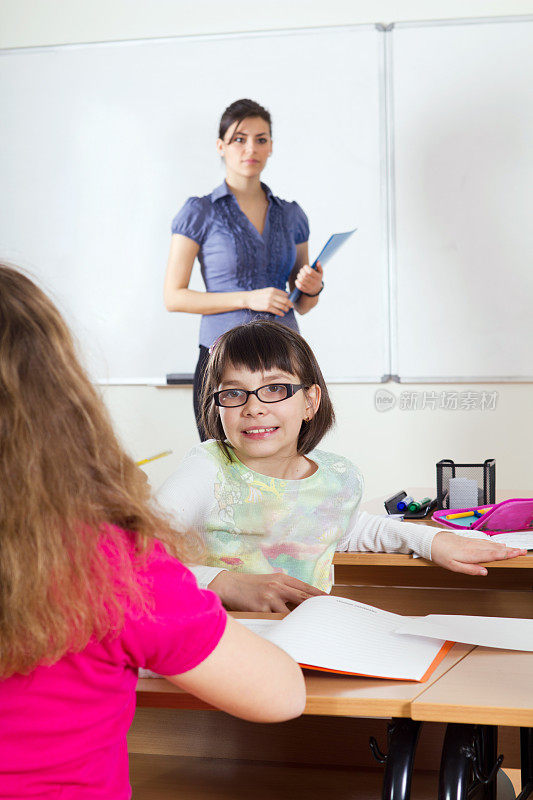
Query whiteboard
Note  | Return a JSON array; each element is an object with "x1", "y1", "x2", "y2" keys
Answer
[
  {"x1": 391, "y1": 18, "x2": 533, "y2": 380},
  {"x1": 0, "y1": 26, "x2": 387, "y2": 383}
]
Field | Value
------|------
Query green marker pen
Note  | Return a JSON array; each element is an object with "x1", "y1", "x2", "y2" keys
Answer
[{"x1": 408, "y1": 497, "x2": 431, "y2": 513}]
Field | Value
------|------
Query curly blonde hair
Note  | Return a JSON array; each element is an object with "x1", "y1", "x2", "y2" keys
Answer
[{"x1": 0, "y1": 265, "x2": 199, "y2": 678}]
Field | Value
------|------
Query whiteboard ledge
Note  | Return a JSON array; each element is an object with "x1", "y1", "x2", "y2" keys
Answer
[
  {"x1": 0, "y1": 23, "x2": 378, "y2": 55},
  {"x1": 97, "y1": 378, "x2": 180, "y2": 387},
  {"x1": 393, "y1": 15, "x2": 533, "y2": 30},
  {"x1": 97, "y1": 376, "x2": 388, "y2": 387},
  {"x1": 395, "y1": 376, "x2": 533, "y2": 384}
]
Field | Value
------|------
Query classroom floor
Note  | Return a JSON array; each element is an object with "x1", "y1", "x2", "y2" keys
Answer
[
  {"x1": 130, "y1": 755, "x2": 521, "y2": 799},
  {"x1": 130, "y1": 754, "x2": 439, "y2": 799}
]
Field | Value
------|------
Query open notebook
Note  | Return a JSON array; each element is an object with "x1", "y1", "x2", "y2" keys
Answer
[{"x1": 238, "y1": 595, "x2": 452, "y2": 683}]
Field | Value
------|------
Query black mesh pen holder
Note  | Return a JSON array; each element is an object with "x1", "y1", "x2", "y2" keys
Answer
[{"x1": 436, "y1": 459, "x2": 496, "y2": 510}]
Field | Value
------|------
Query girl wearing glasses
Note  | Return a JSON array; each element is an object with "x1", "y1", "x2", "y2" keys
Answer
[
  {"x1": 163, "y1": 99, "x2": 323, "y2": 439},
  {"x1": 157, "y1": 321, "x2": 525, "y2": 612}
]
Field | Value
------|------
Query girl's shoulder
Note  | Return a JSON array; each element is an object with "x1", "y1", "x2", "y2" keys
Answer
[
  {"x1": 156, "y1": 441, "x2": 221, "y2": 506},
  {"x1": 172, "y1": 440, "x2": 235, "y2": 476},
  {"x1": 311, "y1": 449, "x2": 364, "y2": 483}
]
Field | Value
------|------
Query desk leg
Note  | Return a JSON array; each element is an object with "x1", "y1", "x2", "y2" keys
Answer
[
  {"x1": 518, "y1": 727, "x2": 533, "y2": 799},
  {"x1": 438, "y1": 724, "x2": 502, "y2": 800},
  {"x1": 479, "y1": 725, "x2": 498, "y2": 800},
  {"x1": 438, "y1": 723, "x2": 474, "y2": 800},
  {"x1": 380, "y1": 718, "x2": 422, "y2": 800}
]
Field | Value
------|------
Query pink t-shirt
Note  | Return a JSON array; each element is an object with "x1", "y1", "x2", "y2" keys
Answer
[{"x1": 0, "y1": 539, "x2": 227, "y2": 800}]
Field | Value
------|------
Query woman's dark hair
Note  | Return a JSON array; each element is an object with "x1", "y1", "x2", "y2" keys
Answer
[
  {"x1": 201, "y1": 321, "x2": 335, "y2": 459},
  {"x1": 218, "y1": 99, "x2": 272, "y2": 141}
]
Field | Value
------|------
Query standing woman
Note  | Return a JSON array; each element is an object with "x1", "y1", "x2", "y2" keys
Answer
[{"x1": 164, "y1": 98, "x2": 324, "y2": 438}]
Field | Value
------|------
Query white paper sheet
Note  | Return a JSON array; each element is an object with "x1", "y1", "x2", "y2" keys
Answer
[{"x1": 395, "y1": 614, "x2": 533, "y2": 651}]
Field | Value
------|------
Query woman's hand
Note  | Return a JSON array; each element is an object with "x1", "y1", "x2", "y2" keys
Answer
[
  {"x1": 294, "y1": 260, "x2": 324, "y2": 297},
  {"x1": 431, "y1": 530, "x2": 527, "y2": 575},
  {"x1": 208, "y1": 571, "x2": 326, "y2": 612},
  {"x1": 246, "y1": 287, "x2": 293, "y2": 317}
]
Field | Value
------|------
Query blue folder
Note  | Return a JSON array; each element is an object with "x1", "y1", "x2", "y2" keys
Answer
[{"x1": 289, "y1": 229, "x2": 357, "y2": 303}]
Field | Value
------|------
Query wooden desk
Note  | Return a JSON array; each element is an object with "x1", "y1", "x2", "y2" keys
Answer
[
  {"x1": 412, "y1": 647, "x2": 533, "y2": 727},
  {"x1": 409, "y1": 647, "x2": 533, "y2": 798},
  {"x1": 133, "y1": 635, "x2": 472, "y2": 800},
  {"x1": 332, "y1": 489, "x2": 532, "y2": 591},
  {"x1": 332, "y1": 491, "x2": 533, "y2": 608},
  {"x1": 137, "y1": 612, "x2": 473, "y2": 720},
  {"x1": 131, "y1": 493, "x2": 533, "y2": 798}
]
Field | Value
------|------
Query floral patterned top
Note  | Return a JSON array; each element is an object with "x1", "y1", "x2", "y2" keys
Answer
[{"x1": 156, "y1": 441, "x2": 436, "y2": 592}]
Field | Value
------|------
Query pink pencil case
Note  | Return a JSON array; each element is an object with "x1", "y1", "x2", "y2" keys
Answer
[{"x1": 432, "y1": 498, "x2": 533, "y2": 534}]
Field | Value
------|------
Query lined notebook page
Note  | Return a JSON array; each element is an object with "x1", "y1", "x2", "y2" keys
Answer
[{"x1": 239, "y1": 596, "x2": 446, "y2": 681}]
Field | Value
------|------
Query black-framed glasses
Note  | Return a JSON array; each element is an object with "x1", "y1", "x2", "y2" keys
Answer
[{"x1": 213, "y1": 383, "x2": 304, "y2": 408}]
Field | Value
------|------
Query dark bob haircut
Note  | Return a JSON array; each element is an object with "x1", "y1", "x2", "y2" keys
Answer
[
  {"x1": 200, "y1": 320, "x2": 335, "y2": 460},
  {"x1": 218, "y1": 98, "x2": 272, "y2": 142}
]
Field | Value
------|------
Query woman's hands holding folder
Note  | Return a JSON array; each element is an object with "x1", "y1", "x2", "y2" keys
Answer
[
  {"x1": 431, "y1": 530, "x2": 527, "y2": 575},
  {"x1": 293, "y1": 260, "x2": 324, "y2": 297},
  {"x1": 208, "y1": 570, "x2": 326, "y2": 612}
]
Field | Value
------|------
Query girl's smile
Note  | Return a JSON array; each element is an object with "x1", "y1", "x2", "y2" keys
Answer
[{"x1": 241, "y1": 426, "x2": 279, "y2": 439}]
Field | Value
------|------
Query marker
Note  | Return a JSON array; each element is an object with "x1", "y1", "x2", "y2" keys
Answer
[
  {"x1": 397, "y1": 496, "x2": 414, "y2": 511},
  {"x1": 408, "y1": 497, "x2": 431, "y2": 513},
  {"x1": 446, "y1": 511, "x2": 476, "y2": 520},
  {"x1": 474, "y1": 507, "x2": 492, "y2": 518},
  {"x1": 136, "y1": 450, "x2": 172, "y2": 466}
]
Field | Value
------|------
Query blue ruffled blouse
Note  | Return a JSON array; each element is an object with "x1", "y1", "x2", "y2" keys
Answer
[{"x1": 171, "y1": 181, "x2": 309, "y2": 348}]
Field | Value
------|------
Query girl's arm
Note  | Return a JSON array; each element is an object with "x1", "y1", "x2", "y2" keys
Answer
[
  {"x1": 337, "y1": 509, "x2": 526, "y2": 575},
  {"x1": 166, "y1": 615, "x2": 306, "y2": 723},
  {"x1": 289, "y1": 243, "x2": 323, "y2": 315},
  {"x1": 164, "y1": 234, "x2": 293, "y2": 317},
  {"x1": 155, "y1": 448, "x2": 225, "y2": 589}
]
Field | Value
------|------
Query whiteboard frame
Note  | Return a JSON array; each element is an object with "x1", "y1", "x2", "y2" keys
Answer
[
  {"x1": 388, "y1": 14, "x2": 533, "y2": 383},
  {"x1": 1, "y1": 22, "x2": 388, "y2": 385},
  {"x1": 3, "y1": 16, "x2": 532, "y2": 384}
]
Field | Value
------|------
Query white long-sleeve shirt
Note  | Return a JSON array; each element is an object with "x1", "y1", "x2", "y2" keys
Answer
[{"x1": 156, "y1": 441, "x2": 437, "y2": 591}]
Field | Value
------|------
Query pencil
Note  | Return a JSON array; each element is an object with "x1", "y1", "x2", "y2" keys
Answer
[
  {"x1": 136, "y1": 450, "x2": 172, "y2": 466},
  {"x1": 446, "y1": 511, "x2": 476, "y2": 520}
]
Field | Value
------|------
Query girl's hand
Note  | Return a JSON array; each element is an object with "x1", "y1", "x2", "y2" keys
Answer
[
  {"x1": 294, "y1": 260, "x2": 324, "y2": 297},
  {"x1": 208, "y1": 571, "x2": 326, "y2": 612},
  {"x1": 246, "y1": 287, "x2": 293, "y2": 317},
  {"x1": 430, "y1": 530, "x2": 527, "y2": 575}
]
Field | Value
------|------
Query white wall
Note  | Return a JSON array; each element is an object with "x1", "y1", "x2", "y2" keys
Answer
[
  {"x1": 102, "y1": 382, "x2": 533, "y2": 500},
  {"x1": 4, "y1": 0, "x2": 533, "y2": 500},
  {"x1": 2, "y1": 0, "x2": 533, "y2": 48}
]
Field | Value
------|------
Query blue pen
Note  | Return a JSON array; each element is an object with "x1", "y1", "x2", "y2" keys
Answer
[
  {"x1": 397, "y1": 496, "x2": 414, "y2": 511},
  {"x1": 289, "y1": 229, "x2": 356, "y2": 304}
]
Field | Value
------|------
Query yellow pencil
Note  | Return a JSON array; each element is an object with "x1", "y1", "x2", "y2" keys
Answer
[
  {"x1": 136, "y1": 450, "x2": 172, "y2": 467},
  {"x1": 446, "y1": 511, "x2": 476, "y2": 520}
]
